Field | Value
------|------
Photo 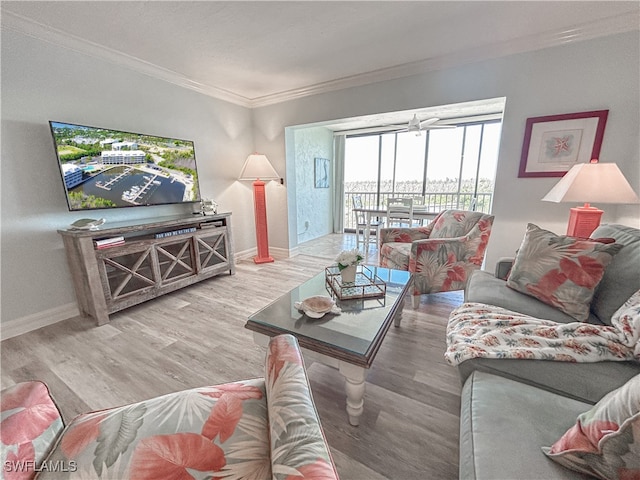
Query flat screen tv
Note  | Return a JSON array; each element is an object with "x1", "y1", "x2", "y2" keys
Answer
[{"x1": 49, "y1": 121, "x2": 202, "y2": 211}]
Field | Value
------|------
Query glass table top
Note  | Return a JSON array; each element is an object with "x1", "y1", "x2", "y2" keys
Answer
[{"x1": 245, "y1": 266, "x2": 411, "y2": 363}]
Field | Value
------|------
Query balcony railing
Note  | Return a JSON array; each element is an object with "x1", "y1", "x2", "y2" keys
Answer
[{"x1": 344, "y1": 191, "x2": 493, "y2": 231}]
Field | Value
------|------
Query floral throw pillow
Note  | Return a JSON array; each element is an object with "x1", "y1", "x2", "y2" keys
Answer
[
  {"x1": 506, "y1": 223, "x2": 622, "y2": 321},
  {"x1": 0, "y1": 381, "x2": 64, "y2": 480},
  {"x1": 543, "y1": 374, "x2": 640, "y2": 479}
]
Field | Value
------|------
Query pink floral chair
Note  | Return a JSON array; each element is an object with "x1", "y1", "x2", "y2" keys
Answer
[
  {"x1": 0, "y1": 334, "x2": 339, "y2": 480},
  {"x1": 379, "y1": 210, "x2": 494, "y2": 308}
]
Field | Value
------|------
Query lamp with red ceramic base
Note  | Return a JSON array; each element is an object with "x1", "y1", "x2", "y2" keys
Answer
[
  {"x1": 542, "y1": 159, "x2": 639, "y2": 238},
  {"x1": 238, "y1": 153, "x2": 280, "y2": 264}
]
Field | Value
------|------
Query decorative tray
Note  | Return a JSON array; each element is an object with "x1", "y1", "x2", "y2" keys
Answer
[{"x1": 325, "y1": 265, "x2": 386, "y2": 300}]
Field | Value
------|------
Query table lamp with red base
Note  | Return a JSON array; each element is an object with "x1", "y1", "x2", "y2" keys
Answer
[
  {"x1": 542, "y1": 159, "x2": 639, "y2": 238},
  {"x1": 239, "y1": 153, "x2": 280, "y2": 264}
]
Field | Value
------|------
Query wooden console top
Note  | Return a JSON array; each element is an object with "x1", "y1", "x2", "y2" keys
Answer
[{"x1": 58, "y1": 212, "x2": 231, "y2": 238}]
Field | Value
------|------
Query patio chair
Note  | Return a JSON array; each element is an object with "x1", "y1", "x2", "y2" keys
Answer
[
  {"x1": 352, "y1": 194, "x2": 382, "y2": 251},
  {"x1": 386, "y1": 197, "x2": 415, "y2": 227},
  {"x1": 379, "y1": 209, "x2": 495, "y2": 308}
]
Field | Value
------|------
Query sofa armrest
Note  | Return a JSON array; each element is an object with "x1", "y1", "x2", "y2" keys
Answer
[
  {"x1": 494, "y1": 257, "x2": 515, "y2": 280},
  {"x1": 265, "y1": 334, "x2": 339, "y2": 479}
]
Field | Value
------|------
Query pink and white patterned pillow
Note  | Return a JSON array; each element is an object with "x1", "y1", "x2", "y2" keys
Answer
[
  {"x1": 543, "y1": 374, "x2": 640, "y2": 479},
  {"x1": 507, "y1": 223, "x2": 622, "y2": 321},
  {"x1": 1, "y1": 381, "x2": 64, "y2": 480}
]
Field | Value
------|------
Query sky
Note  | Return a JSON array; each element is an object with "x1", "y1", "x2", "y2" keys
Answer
[{"x1": 344, "y1": 123, "x2": 501, "y2": 185}]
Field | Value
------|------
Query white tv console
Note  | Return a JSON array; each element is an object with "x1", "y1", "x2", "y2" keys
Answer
[{"x1": 58, "y1": 213, "x2": 234, "y2": 325}]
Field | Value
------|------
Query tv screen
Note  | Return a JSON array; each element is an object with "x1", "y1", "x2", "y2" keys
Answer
[{"x1": 49, "y1": 121, "x2": 201, "y2": 211}]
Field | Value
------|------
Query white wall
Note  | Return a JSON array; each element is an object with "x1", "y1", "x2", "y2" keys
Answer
[
  {"x1": 0, "y1": 29, "x2": 254, "y2": 331},
  {"x1": 253, "y1": 31, "x2": 640, "y2": 268}
]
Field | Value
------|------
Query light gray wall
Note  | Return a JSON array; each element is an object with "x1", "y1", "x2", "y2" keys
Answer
[
  {"x1": 2, "y1": 27, "x2": 638, "y2": 334},
  {"x1": 290, "y1": 127, "x2": 334, "y2": 244},
  {"x1": 1, "y1": 29, "x2": 254, "y2": 327},
  {"x1": 253, "y1": 31, "x2": 640, "y2": 269}
]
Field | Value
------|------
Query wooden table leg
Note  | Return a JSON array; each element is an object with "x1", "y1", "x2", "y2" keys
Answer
[{"x1": 394, "y1": 276, "x2": 411, "y2": 327}]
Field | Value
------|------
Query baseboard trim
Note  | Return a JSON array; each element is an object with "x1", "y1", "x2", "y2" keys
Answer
[
  {"x1": 3, "y1": 248, "x2": 296, "y2": 340},
  {"x1": 1, "y1": 302, "x2": 80, "y2": 341},
  {"x1": 234, "y1": 246, "x2": 291, "y2": 261}
]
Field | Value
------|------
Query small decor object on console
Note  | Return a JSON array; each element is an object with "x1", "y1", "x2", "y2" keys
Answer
[
  {"x1": 94, "y1": 236, "x2": 125, "y2": 249},
  {"x1": 201, "y1": 198, "x2": 218, "y2": 215},
  {"x1": 70, "y1": 218, "x2": 105, "y2": 230},
  {"x1": 335, "y1": 248, "x2": 363, "y2": 284}
]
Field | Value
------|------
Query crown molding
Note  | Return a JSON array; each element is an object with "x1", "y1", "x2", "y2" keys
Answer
[
  {"x1": 249, "y1": 12, "x2": 639, "y2": 108},
  {"x1": 1, "y1": 11, "x2": 253, "y2": 107},
  {"x1": 3, "y1": 10, "x2": 637, "y2": 109}
]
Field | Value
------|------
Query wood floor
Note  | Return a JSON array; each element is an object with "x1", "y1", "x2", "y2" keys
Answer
[{"x1": 1, "y1": 233, "x2": 464, "y2": 479}]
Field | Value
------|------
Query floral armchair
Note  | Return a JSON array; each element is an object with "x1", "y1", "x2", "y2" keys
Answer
[
  {"x1": 379, "y1": 210, "x2": 494, "y2": 308},
  {"x1": 0, "y1": 334, "x2": 339, "y2": 480}
]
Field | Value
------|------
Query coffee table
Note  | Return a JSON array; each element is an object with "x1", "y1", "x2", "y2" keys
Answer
[{"x1": 244, "y1": 266, "x2": 411, "y2": 426}]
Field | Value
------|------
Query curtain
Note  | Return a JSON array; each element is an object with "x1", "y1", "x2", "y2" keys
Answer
[{"x1": 333, "y1": 134, "x2": 346, "y2": 233}]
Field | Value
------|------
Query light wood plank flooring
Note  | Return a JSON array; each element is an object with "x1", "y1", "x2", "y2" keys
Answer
[{"x1": 1, "y1": 233, "x2": 464, "y2": 479}]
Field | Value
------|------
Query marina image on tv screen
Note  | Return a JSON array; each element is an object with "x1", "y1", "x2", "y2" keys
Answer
[{"x1": 50, "y1": 121, "x2": 201, "y2": 211}]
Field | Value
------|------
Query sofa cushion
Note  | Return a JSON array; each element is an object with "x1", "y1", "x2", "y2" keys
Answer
[
  {"x1": 38, "y1": 379, "x2": 270, "y2": 479},
  {"x1": 543, "y1": 374, "x2": 640, "y2": 479},
  {"x1": 0, "y1": 381, "x2": 64, "y2": 480},
  {"x1": 465, "y1": 270, "x2": 599, "y2": 324},
  {"x1": 507, "y1": 223, "x2": 621, "y2": 321},
  {"x1": 590, "y1": 224, "x2": 640, "y2": 325},
  {"x1": 459, "y1": 371, "x2": 593, "y2": 480},
  {"x1": 457, "y1": 356, "x2": 640, "y2": 405}
]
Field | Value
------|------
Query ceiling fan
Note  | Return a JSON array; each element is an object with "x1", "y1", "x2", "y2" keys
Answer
[
  {"x1": 336, "y1": 114, "x2": 456, "y2": 136},
  {"x1": 387, "y1": 114, "x2": 456, "y2": 136}
]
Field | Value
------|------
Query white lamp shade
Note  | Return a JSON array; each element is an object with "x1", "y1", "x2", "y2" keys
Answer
[
  {"x1": 541, "y1": 162, "x2": 639, "y2": 204},
  {"x1": 238, "y1": 153, "x2": 279, "y2": 180}
]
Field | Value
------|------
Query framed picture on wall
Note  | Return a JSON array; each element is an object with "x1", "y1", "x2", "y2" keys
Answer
[
  {"x1": 314, "y1": 157, "x2": 329, "y2": 188},
  {"x1": 518, "y1": 110, "x2": 608, "y2": 178}
]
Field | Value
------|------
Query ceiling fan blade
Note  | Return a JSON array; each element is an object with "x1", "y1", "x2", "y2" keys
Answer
[
  {"x1": 334, "y1": 124, "x2": 404, "y2": 135},
  {"x1": 423, "y1": 124, "x2": 457, "y2": 129},
  {"x1": 418, "y1": 117, "x2": 440, "y2": 128}
]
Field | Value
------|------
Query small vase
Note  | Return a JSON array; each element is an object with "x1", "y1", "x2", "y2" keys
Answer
[{"x1": 341, "y1": 264, "x2": 357, "y2": 283}]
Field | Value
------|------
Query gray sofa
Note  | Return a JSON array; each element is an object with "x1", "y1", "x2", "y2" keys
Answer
[{"x1": 457, "y1": 223, "x2": 640, "y2": 479}]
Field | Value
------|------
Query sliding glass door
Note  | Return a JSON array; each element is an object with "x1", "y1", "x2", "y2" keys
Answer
[{"x1": 344, "y1": 120, "x2": 501, "y2": 229}]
